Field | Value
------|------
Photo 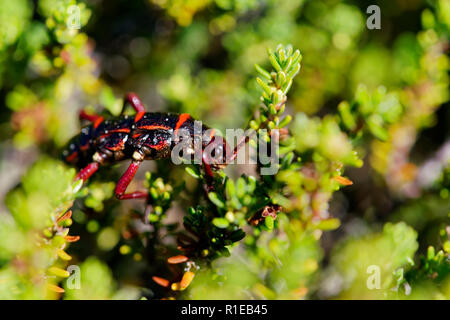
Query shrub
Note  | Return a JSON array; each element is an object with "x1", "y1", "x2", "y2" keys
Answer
[{"x1": 0, "y1": 0, "x2": 448, "y2": 300}]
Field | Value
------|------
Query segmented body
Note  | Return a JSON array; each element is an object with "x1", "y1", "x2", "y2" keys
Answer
[{"x1": 63, "y1": 112, "x2": 204, "y2": 168}]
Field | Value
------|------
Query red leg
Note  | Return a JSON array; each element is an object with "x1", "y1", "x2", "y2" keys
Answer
[
  {"x1": 202, "y1": 152, "x2": 215, "y2": 191},
  {"x1": 123, "y1": 93, "x2": 146, "y2": 122},
  {"x1": 115, "y1": 160, "x2": 148, "y2": 200},
  {"x1": 123, "y1": 93, "x2": 146, "y2": 113},
  {"x1": 226, "y1": 131, "x2": 254, "y2": 163},
  {"x1": 75, "y1": 162, "x2": 99, "y2": 182},
  {"x1": 79, "y1": 110, "x2": 103, "y2": 123},
  {"x1": 79, "y1": 110, "x2": 105, "y2": 129},
  {"x1": 200, "y1": 131, "x2": 253, "y2": 192}
]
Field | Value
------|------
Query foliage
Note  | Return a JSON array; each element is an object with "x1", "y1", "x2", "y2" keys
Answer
[
  {"x1": 0, "y1": 0, "x2": 448, "y2": 300},
  {"x1": 1, "y1": 158, "x2": 81, "y2": 298}
]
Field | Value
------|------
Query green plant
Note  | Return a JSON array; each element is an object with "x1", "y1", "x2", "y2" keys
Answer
[{"x1": 0, "y1": 0, "x2": 448, "y2": 300}]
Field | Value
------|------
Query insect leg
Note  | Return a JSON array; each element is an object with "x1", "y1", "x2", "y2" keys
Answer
[
  {"x1": 226, "y1": 132, "x2": 254, "y2": 163},
  {"x1": 79, "y1": 110, "x2": 103, "y2": 123},
  {"x1": 75, "y1": 162, "x2": 99, "y2": 181},
  {"x1": 122, "y1": 93, "x2": 146, "y2": 122},
  {"x1": 79, "y1": 110, "x2": 105, "y2": 129},
  {"x1": 202, "y1": 151, "x2": 215, "y2": 192},
  {"x1": 115, "y1": 160, "x2": 148, "y2": 200}
]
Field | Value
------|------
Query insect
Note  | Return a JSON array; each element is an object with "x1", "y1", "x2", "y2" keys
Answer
[{"x1": 63, "y1": 93, "x2": 239, "y2": 199}]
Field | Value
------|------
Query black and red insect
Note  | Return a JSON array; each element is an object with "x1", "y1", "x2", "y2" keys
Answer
[{"x1": 63, "y1": 93, "x2": 237, "y2": 200}]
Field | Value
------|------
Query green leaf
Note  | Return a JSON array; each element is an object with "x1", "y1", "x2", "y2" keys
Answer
[
  {"x1": 338, "y1": 101, "x2": 357, "y2": 131},
  {"x1": 213, "y1": 218, "x2": 229, "y2": 229},
  {"x1": 279, "y1": 115, "x2": 292, "y2": 127},
  {"x1": 229, "y1": 229, "x2": 246, "y2": 242},
  {"x1": 265, "y1": 216, "x2": 274, "y2": 229},
  {"x1": 72, "y1": 179, "x2": 84, "y2": 194},
  {"x1": 225, "y1": 179, "x2": 236, "y2": 198},
  {"x1": 185, "y1": 166, "x2": 200, "y2": 179},
  {"x1": 277, "y1": 71, "x2": 287, "y2": 86},
  {"x1": 367, "y1": 114, "x2": 389, "y2": 141},
  {"x1": 208, "y1": 192, "x2": 225, "y2": 208},
  {"x1": 269, "y1": 51, "x2": 282, "y2": 72},
  {"x1": 287, "y1": 62, "x2": 301, "y2": 79},
  {"x1": 255, "y1": 64, "x2": 271, "y2": 80},
  {"x1": 269, "y1": 103, "x2": 277, "y2": 115},
  {"x1": 314, "y1": 218, "x2": 341, "y2": 231},
  {"x1": 282, "y1": 78, "x2": 293, "y2": 94},
  {"x1": 236, "y1": 177, "x2": 247, "y2": 198},
  {"x1": 256, "y1": 77, "x2": 272, "y2": 96}
]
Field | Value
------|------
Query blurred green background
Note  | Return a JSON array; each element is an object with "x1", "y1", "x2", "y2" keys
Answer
[{"x1": 0, "y1": 0, "x2": 448, "y2": 300}]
